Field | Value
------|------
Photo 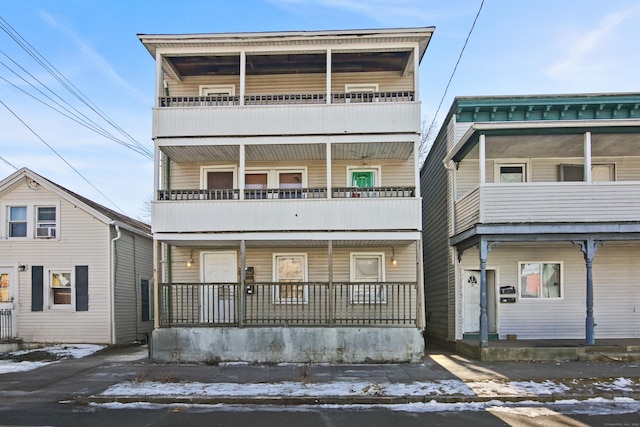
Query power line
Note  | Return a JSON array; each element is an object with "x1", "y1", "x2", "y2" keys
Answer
[
  {"x1": 0, "y1": 15, "x2": 153, "y2": 159},
  {"x1": 420, "y1": 0, "x2": 485, "y2": 162},
  {"x1": 0, "y1": 98, "x2": 125, "y2": 213},
  {"x1": 0, "y1": 155, "x2": 18, "y2": 170}
]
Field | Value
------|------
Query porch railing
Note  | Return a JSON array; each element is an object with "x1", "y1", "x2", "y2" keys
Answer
[
  {"x1": 0, "y1": 309, "x2": 12, "y2": 341},
  {"x1": 159, "y1": 91, "x2": 414, "y2": 107},
  {"x1": 157, "y1": 187, "x2": 414, "y2": 201},
  {"x1": 158, "y1": 282, "x2": 418, "y2": 327}
]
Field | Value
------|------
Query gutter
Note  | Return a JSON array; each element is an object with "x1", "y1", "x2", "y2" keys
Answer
[{"x1": 110, "y1": 224, "x2": 122, "y2": 345}]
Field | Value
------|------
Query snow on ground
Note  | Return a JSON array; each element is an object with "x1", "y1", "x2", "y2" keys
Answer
[
  {"x1": 102, "y1": 379, "x2": 476, "y2": 398},
  {"x1": 101, "y1": 377, "x2": 636, "y2": 399},
  {"x1": 0, "y1": 344, "x2": 105, "y2": 374}
]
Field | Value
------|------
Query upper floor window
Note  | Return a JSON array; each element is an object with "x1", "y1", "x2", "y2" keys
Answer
[
  {"x1": 199, "y1": 85, "x2": 235, "y2": 96},
  {"x1": 559, "y1": 164, "x2": 615, "y2": 182},
  {"x1": 497, "y1": 164, "x2": 526, "y2": 183},
  {"x1": 36, "y1": 206, "x2": 57, "y2": 239},
  {"x1": 8, "y1": 206, "x2": 27, "y2": 237}
]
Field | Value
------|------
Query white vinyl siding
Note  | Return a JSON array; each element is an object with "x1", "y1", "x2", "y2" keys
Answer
[
  {"x1": 457, "y1": 244, "x2": 640, "y2": 339},
  {"x1": 1, "y1": 183, "x2": 111, "y2": 344}
]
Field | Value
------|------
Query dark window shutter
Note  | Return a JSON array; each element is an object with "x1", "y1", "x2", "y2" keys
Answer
[
  {"x1": 31, "y1": 266, "x2": 44, "y2": 311},
  {"x1": 141, "y1": 279, "x2": 150, "y2": 321},
  {"x1": 76, "y1": 266, "x2": 89, "y2": 311}
]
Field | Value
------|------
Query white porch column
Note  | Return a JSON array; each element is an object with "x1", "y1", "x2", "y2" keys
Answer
[
  {"x1": 152, "y1": 239, "x2": 161, "y2": 329},
  {"x1": 326, "y1": 141, "x2": 332, "y2": 199},
  {"x1": 326, "y1": 48, "x2": 332, "y2": 104},
  {"x1": 239, "y1": 143, "x2": 245, "y2": 200},
  {"x1": 413, "y1": 43, "x2": 419, "y2": 100},
  {"x1": 155, "y1": 52, "x2": 163, "y2": 107},
  {"x1": 240, "y1": 51, "x2": 246, "y2": 106},
  {"x1": 414, "y1": 135, "x2": 420, "y2": 197},
  {"x1": 584, "y1": 131, "x2": 592, "y2": 182},
  {"x1": 153, "y1": 144, "x2": 160, "y2": 200},
  {"x1": 479, "y1": 134, "x2": 486, "y2": 184}
]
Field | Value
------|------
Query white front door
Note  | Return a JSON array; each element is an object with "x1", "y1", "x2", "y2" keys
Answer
[
  {"x1": 463, "y1": 270, "x2": 497, "y2": 335},
  {"x1": 0, "y1": 268, "x2": 17, "y2": 339},
  {"x1": 201, "y1": 252, "x2": 237, "y2": 323}
]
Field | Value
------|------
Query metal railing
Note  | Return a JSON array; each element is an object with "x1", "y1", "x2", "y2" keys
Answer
[
  {"x1": 158, "y1": 187, "x2": 414, "y2": 201},
  {"x1": 332, "y1": 186, "x2": 415, "y2": 198},
  {"x1": 158, "y1": 91, "x2": 414, "y2": 107},
  {"x1": 158, "y1": 282, "x2": 418, "y2": 327},
  {"x1": 0, "y1": 309, "x2": 12, "y2": 341}
]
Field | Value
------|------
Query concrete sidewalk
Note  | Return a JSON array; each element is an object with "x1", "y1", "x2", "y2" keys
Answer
[{"x1": 3, "y1": 344, "x2": 639, "y2": 407}]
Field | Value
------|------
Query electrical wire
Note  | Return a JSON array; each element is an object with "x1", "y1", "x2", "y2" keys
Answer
[
  {"x1": 0, "y1": 98, "x2": 125, "y2": 213},
  {"x1": 420, "y1": 0, "x2": 485, "y2": 162},
  {"x1": 0, "y1": 16, "x2": 152, "y2": 159}
]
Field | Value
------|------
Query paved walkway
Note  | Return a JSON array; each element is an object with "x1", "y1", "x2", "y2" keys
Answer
[{"x1": 2, "y1": 344, "x2": 639, "y2": 407}]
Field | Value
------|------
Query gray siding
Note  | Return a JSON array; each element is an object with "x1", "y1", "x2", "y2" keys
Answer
[
  {"x1": 113, "y1": 229, "x2": 154, "y2": 344},
  {"x1": 420, "y1": 123, "x2": 452, "y2": 342}
]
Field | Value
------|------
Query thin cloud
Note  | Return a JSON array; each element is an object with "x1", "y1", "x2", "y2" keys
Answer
[
  {"x1": 38, "y1": 11, "x2": 148, "y2": 102},
  {"x1": 544, "y1": 5, "x2": 640, "y2": 82},
  {"x1": 270, "y1": 0, "x2": 438, "y2": 24}
]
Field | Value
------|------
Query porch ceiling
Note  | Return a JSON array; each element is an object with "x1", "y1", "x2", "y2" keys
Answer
[
  {"x1": 163, "y1": 50, "x2": 412, "y2": 78},
  {"x1": 159, "y1": 141, "x2": 414, "y2": 163},
  {"x1": 161, "y1": 239, "x2": 416, "y2": 248},
  {"x1": 461, "y1": 132, "x2": 640, "y2": 160}
]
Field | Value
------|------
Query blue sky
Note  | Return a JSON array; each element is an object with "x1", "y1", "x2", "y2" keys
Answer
[{"x1": 1, "y1": 0, "x2": 639, "y2": 219}]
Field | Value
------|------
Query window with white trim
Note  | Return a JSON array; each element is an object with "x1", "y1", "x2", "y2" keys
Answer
[
  {"x1": 199, "y1": 85, "x2": 235, "y2": 96},
  {"x1": 50, "y1": 270, "x2": 73, "y2": 308},
  {"x1": 559, "y1": 164, "x2": 615, "y2": 182},
  {"x1": 497, "y1": 164, "x2": 526, "y2": 183},
  {"x1": 350, "y1": 253, "x2": 386, "y2": 304},
  {"x1": 8, "y1": 206, "x2": 27, "y2": 237},
  {"x1": 273, "y1": 254, "x2": 307, "y2": 304},
  {"x1": 344, "y1": 83, "x2": 379, "y2": 103},
  {"x1": 36, "y1": 206, "x2": 57, "y2": 239},
  {"x1": 519, "y1": 262, "x2": 562, "y2": 299}
]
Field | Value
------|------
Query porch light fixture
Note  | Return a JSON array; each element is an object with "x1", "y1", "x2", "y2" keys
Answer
[
  {"x1": 18, "y1": 264, "x2": 28, "y2": 272},
  {"x1": 186, "y1": 249, "x2": 194, "y2": 269},
  {"x1": 391, "y1": 248, "x2": 397, "y2": 266}
]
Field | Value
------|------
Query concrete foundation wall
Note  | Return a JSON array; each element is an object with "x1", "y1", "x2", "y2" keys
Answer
[{"x1": 150, "y1": 327, "x2": 425, "y2": 363}]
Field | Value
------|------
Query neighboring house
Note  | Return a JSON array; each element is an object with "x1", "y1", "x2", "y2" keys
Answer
[
  {"x1": 139, "y1": 27, "x2": 434, "y2": 363},
  {"x1": 0, "y1": 168, "x2": 153, "y2": 350},
  {"x1": 421, "y1": 93, "x2": 640, "y2": 350}
]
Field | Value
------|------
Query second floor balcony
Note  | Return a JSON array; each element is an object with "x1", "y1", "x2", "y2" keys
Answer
[
  {"x1": 153, "y1": 91, "x2": 420, "y2": 139},
  {"x1": 153, "y1": 186, "x2": 420, "y2": 234}
]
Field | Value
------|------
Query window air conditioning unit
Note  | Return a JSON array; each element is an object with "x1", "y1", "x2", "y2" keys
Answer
[{"x1": 36, "y1": 227, "x2": 56, "y2": 238}]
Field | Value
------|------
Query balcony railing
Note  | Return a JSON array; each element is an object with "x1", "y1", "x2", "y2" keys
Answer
[
  {"x1": 157, "y1": 187, "x2": 414, "y2": 201},
  {"x1": 159, "y1": 91, "x2": 414, "y2": 108},
  {"x1": 158, "y1": 282, "x2": 418, "y2": 327}
]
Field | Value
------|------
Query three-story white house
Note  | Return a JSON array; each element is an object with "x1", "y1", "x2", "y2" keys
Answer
[
  {"x1": 140, "y1": 28, "x2": 434, "y2": 363},
  {"x1": 421, "y1": 93, "x2": 640, "y2": 358}
]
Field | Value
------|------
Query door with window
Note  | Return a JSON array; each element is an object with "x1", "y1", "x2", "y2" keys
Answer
[
  {"x1": 201, "y1": 252, "x2": 237, "y2": 323},
  {"x1": 0, "y1": 268, "x2": 16, "y2": 340},
  {"x1": 206, "y1": 171, "x2": 235, "y2": 199}
]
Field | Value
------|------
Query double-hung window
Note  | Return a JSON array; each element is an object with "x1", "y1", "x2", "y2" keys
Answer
[
  {"x1": 8, "y1": 206, "x2": 27, "y2": 237},
  {"x1": 497, "y1": 164, "x2": 526, "y2": 183},
  {"x1": 36, "y1": 206, "x2": 57, "y2": 238},
  {"x1": 50, "y1": 270, "x2": 73, "y2": 307},
  {"x1": 519, "y1": 262, "x2": 562, "y2": 299},
  {"x1": 273, "y1": 254, "x2": 307, "y2": 304},
  {"x1": 350, "y1": 253, "x2": 386, "y2": 304}
]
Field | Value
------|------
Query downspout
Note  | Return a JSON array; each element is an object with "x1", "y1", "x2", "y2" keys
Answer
[{"x1": 110, "y1": 224, "x2": 122, "y2": 345}]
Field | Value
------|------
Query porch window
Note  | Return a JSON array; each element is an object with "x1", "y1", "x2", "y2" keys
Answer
[
  {"x1": 519, "y1": 262, "x2": 562, "y2": 299},
  {"x1": 0, "y1": 273, "x2": 9, "y2": 302},
  {"x1": 273, "y1": 254, "x2": 307, "y2": 304},
  {"x1": 50, "y1": 271, "x2": 73, "y2": 307},
  {"x1": 497, "y1": 164, "x2": 525, "y2": 183},
  {"x1": 559, "y1": 164, "x2": 615, "y2": 182},
  {"x1": 347, "y1": 166, "x2": 380, "y2": 197},
  {"x1": 36, "y1": 206, "x2": 57, "y2": 238},
  {"x1": 350, "y1": 253, "x2": 386, "y2": 304},
  {"x1": 8, "y1": 206, "x2": 27, "y2": 237}
]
